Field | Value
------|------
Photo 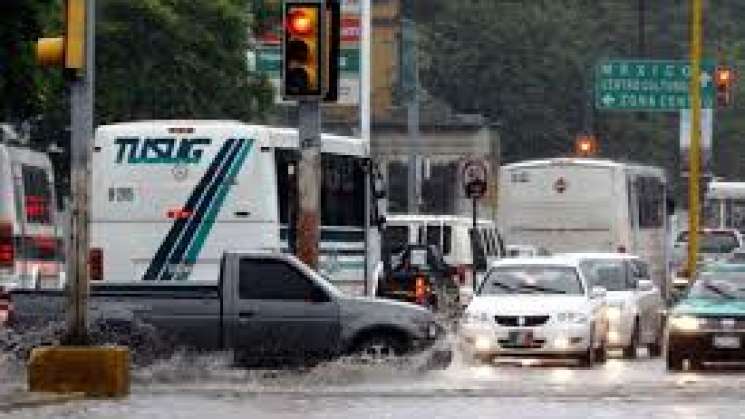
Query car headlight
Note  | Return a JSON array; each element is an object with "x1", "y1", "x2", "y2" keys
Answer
[
  {"x1": 670, "y1": 315, "x2": 701, "y2": 331},
  {"x1": 556, "y1": 312, "x2": 589, "y2": 324},
  {"x1": 463, "y1": 311, "x2": 491, "y2": 325},
  {"x1": 606, "y1": 304, "x2": 624, "y2": 321}
]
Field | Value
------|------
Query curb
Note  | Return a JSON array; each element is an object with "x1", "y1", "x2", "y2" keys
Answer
[{"x1": 0, "y1": 392, "x2": 86, "y2": 413}]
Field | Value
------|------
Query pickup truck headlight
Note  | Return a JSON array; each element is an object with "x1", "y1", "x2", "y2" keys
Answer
[
  {"x1": 556, "y1": 312, "x2": 589, "y2": 324},
  {"x1": 670, "y1": 315, "x2": 701, "y2": 331}
]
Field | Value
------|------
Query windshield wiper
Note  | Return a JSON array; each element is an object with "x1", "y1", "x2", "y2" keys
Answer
[
  {"x1": 703, "y1": 283, "x2": 737, "y2": 299},
  {"x1": 518, "y1": 284, "x2": 567, "y2": 294},
  {"x1": 488, "y1": 281, "x2": 517, "y2": 293}
]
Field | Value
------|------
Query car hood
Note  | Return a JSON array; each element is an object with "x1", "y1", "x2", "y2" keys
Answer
[
  {"x1": 673, "y1": 298, "x2": 745, "y2": 316},
  {"x1": 338, "y1": 296, "x2": 433, "y2": 323},
  {"x1": 605, "y1": 291, "x2": 635, "y2": 306},
  {"x1": 468, "y1": 295, "x2": 591, "y2": 315}
]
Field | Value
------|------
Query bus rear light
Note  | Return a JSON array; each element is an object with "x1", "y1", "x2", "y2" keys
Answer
[
  {"x1": 89, "y1": 247, "x2": 103, "y2": 281},
  {"x1": 167, "y1": 208, "x2": 192, "y2": 219},
  {"x1": 0, "y1": 222, "x2": 13, "y2": 269}
]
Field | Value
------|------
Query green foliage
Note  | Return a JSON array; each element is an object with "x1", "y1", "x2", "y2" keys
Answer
[
  {"x1": 418, "y1": 0, "x2": 745, "y2": 182},
  {"x1": 96, "y1": 0, "x2": 274, "y2": 124}
]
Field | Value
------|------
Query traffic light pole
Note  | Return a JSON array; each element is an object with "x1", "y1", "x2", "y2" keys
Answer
[
  {"x1": 65, "y1": 0, "x2": 95, "y2": 345},
  {"x1": 296, "y1": 100, "x2": 322, "y2": 270},
  {"x1": 686, "y1": 0, "x2": 702, "y2": 281}
]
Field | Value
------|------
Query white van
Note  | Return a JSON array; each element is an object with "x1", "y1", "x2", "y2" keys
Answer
[
  {"x1": 385, "y1": 214, "x2": 504, "y2": 303},
  {"x1": 91, "y1": 120, "x2": 377, "y2": 293},
  {"x1": 0, "y1": 143, "x2": 63, "y2": 290}
]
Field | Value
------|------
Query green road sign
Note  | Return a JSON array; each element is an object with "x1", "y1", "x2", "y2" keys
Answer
[
  {"x1": 255, "y1": 46, "x2": 359, "y2": 75},
  {"x1": 595, "y1": 59, "x2": 715, "y2": 111}
]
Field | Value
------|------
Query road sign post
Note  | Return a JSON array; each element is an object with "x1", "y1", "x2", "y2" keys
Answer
[
  {"x1": 595, "y1": 59, "x2": 715, "y2": 111},
  {"x1": 463, "y1": 161, "x2": 488, "y2": 293}
]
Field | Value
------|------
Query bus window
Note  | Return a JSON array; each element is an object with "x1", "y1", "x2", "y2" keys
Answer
[
  {"x1": 385, "y1": 226, "x2": 410, "y2": 255},
  {"x1": 425, "y1": 225, "x2": 452, "y2": 255},
  {"x1": 22, "y1": 165, "x2": 53, "y2": 225}
]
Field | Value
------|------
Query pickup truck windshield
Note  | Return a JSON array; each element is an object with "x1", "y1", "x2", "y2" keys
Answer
[{"x1": 479, "y1": 266, "x2": 584, "y2": 296}]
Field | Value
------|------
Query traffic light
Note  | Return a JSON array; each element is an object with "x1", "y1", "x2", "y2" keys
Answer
[
  {"x1": 36, "y1": 0, "x2": 86, "y2": 73},
  {"x1": 575, "y1": 134, "x2": 598, "y2": 157},
  {"x1": 715, "y1": 66, "x2": 735, "y2": 107},
  {"x1": 283, "y1": 1, "x2": 323, "y2": 98}
]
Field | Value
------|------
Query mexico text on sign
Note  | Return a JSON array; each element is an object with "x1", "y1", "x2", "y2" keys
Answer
[{"x1": 595, "y1": 59, "x2": 715, "y2": 111}]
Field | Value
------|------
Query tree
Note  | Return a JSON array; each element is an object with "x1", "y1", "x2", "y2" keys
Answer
[{"x1": 96, "y1": 0, "x2": 274, "y2": 124}]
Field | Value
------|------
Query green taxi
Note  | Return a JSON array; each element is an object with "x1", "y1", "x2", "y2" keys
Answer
[{"x1": 667, "y1": 264, "x2": 745, "y2": 370}]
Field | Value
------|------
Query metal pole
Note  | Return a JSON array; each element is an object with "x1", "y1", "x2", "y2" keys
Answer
[
  {"x1": 296, "y1": 100, "x2": 322, "y2": 269},
  {"x1": 472, "y1": 197, "x2": 477, "y2": 293},
  {"x1": 360, "y1": 0, "x2": 372, "y2": 296},
  {"x1": 403, "y1": 18, "x2": 420, "y2": 214},
  {"x1": 360, "y1": 0, "x2": 371, "y2": 142},
  {"x1": 363, "y1": 161, "x2": 371, "y2": 296},
  {"x1": 686, "y1": 0, "x2": 702, "y2": 279},
  {"x1": 66, "y1": 0, "x2": 95, "y2": 345}
]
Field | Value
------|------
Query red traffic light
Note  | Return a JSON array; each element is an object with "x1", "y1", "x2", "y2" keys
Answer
[
  {"x1": 287, "y1": 9, "x2": 314, "y2": 36},
  {"x1": 717, "y1": 68, "x2": 733, "y2": 85}
]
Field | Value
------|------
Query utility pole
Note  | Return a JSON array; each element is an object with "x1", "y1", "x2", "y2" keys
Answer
[
  {"x1": 686, "y1": 0, "x2": 703, "y2": 279},
  {"x1": 296, "y1": 100, "x2": 322, "y2": 269},
  {"x1": 638, "y1": 0, "x2": 646, "y2": 57},
  {"x1": 66, "y1": 0, "x2": 95, "y2": 345}
]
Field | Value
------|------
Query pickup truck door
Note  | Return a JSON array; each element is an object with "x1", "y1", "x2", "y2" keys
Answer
[{"x1": 232, "y1": 257, "x2": 341, "y2": 360}]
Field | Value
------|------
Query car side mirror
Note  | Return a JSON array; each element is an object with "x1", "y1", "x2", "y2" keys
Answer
[
  {"x1": 590, "y1": 286, "x2": 607, "y2": 299},
  {"x1": 637, "y1": 279, "x2": 654, "y2": 292}
]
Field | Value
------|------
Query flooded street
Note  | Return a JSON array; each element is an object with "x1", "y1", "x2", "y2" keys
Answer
[{"x1": 6, "y1": 350, "x2": 745, "y2": 418}]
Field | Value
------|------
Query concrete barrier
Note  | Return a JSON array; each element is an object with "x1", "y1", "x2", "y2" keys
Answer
[{"x1": 28, "y1": 346, "x2": 130, "y2": 397}]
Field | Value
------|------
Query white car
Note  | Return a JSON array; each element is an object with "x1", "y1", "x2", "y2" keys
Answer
[
  {"x1": 460, "y1": 258, "x2": 608, "y2": 366},
  {"x1": 560, "y1": 253, "x2": 664, "y2": 358}
]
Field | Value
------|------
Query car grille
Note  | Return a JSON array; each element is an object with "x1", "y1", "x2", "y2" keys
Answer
[{"x1": 494, "y1": 315, "x2": 550, "y2": 327}]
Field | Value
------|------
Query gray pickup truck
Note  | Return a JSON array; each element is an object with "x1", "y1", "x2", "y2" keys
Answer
[{"x1": 8, "y1": 252, "x2": 451, "y2": 367}]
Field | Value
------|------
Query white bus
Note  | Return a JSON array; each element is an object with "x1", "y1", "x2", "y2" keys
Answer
[
  {"x1": 498, "y1": 158, "x2": 669, "y2": 294},
  {"x1": 704, "y1": 181, "x2": 745, "y2": 232},
  {"x1": 0, "y1": 143, "x2": 63, "y2": 290},
  {"x1": 91, "y1": 121, "x2": 378, "y2": 295}
]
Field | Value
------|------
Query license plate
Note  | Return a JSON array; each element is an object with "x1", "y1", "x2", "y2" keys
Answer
[
  {"x1": 509, "y1": 330, "x2": 533, "y2": 346},
  {"x1": 713, "y1": 335, "x2": 740, "y2": 349}
]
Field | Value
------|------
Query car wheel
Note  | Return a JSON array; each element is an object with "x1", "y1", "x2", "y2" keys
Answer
[
  {"x1": 666, "y1": 347, "x2": 684, "y2": 371},
  {"x1": 594, "y1": 338, "x2": 607, "y2": 364},
  {"x1": 623, "y1": 320, "x2": 639, "y2": 359},
  {"x1": 647, "y1": 333, "x2": 663, "y2": 358},
  {"x1": 578, "y1": 332, "x2": 596, "y2": 368}
]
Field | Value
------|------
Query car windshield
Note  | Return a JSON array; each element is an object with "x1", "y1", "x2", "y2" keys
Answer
[
  {"x1": 688, "y1": 272, "x2": 745, "y2": 300},
  {"x1": 678, "y1": 231, "x2": 739, "y2": 253},
  {"x1": 479, "y1": 266, "x2": 584, "y2": 296},
  {"x1": 579, "y1": 259, "x2": 631, "y2": 291}
]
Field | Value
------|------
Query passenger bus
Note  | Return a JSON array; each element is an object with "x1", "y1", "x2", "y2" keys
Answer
[
  {"x1": 0, "y1": 143, "x2": 63, "y2": 290},
  {"x1": 91, "y1": 121, "x2": 379, "y2": 295},
  {"x1": 498, "y1": 158, "x2": 670, "y2": 296},
  {"x1": 704, "y1": 181, "x2": 745, "y2": 232}
]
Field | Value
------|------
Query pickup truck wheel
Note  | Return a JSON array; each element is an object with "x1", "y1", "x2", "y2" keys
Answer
[
  {"x1": 623, "y1": 320, "x2": 639, "y2": 359},
  {"x1": 354, "y1": 334, "x2": 408, "y2": 363}
]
